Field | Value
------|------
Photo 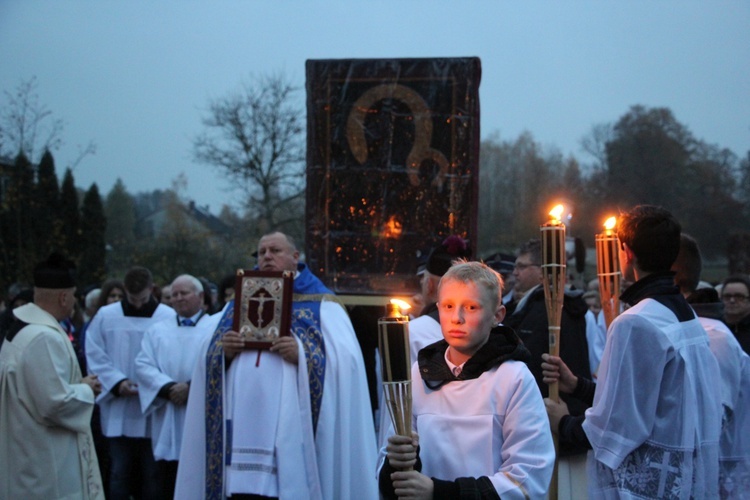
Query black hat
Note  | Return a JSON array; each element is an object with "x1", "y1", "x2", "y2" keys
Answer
[
  {"x1": 33, "y1": 253, "x2": 77, "y2": 289},
  {"x1": 425, "y1": 235, "x2": 472, "y2": 277}
]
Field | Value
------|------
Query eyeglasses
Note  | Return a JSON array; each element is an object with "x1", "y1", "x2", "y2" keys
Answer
[
  {"x1": 722, "y1": 294, "x2": 749, "y2": 303},
  {"x1": 514, "y1": 262, "x2": 540, "y2": 271}
]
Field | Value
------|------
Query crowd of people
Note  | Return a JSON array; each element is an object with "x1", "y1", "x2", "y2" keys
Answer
[{"x1": 1, "y1": 206, "x2": 750, "y2": 499}]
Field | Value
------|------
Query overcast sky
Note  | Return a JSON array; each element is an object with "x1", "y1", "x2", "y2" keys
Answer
[{"x1": 1, "y1": 1, "x2": 748, "y2": 213}]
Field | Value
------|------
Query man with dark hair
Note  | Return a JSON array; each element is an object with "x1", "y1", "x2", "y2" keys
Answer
[
  {"x1": 503, "y1": 238, "x2": 593, "y2": 497},
  {"x1": 544, "y1": 205, "x2": 722, "y2": 498},
  {"x1": 1, "y1": 254, "x2": 104, "y2": 499},
  {"x1": 86, "y1": 266, "x2": 175, "y2": 500},
  {"x1": 721, "y1": 274, "x2": 750, "y2": 353}
]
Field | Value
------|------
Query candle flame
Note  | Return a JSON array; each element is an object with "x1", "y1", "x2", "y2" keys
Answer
[
  {"x1": 549, "y1": 204, "x2": 564, "y2": 222},
  {"x1": 390, "y1": 298, "x2": 412, "y2": 313},
  {"x1": 604, "y1": 216, "x2": 617, "y2": 231}
]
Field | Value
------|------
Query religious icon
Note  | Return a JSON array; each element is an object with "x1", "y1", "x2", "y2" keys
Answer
[
  {"x1": 233, "y1": 270, "x2": 294, "y2": 349},
  {"x1": 305, "y1": 57, "x2": 481, "y2": 296}
]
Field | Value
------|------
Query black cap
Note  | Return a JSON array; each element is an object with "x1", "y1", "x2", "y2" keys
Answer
[
  {"x1": 33, "y1": 253, "x2": 76, "y2": 289},
  {"x1": 425, "y1": 235, "x2": 472, "y2": 277}
]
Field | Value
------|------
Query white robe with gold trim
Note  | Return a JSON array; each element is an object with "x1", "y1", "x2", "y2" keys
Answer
[{"x1": 0, "y1": 303, "x2": 104, "y2": 499}]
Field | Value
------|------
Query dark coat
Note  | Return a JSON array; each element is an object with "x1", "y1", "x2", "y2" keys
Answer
[{"x1": 504, "y1": 286, "x2": 592, "y2": 426}]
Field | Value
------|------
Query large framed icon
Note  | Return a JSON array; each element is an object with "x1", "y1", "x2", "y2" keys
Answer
[
  {"x1": 232, "y1": 270, "x2": 294, "y2": 349},
  {"x1": 306, "y1": 57, "x2": 481, "y2": 296}
]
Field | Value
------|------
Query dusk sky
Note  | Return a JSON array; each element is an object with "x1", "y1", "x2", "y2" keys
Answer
[{"x1": 1, "y1": 1, "x2": 748, "y2": 213}]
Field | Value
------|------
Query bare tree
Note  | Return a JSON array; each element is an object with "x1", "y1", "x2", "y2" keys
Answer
[
  {"x1": 579, "y1": 122, "x2": 613, "y2": 173},
  {"x1": 0, "y1": 76, "x2": 96, "y2": 165},
  {"x1": 0, "y1": 77, "x2": 63, "y2": 161},
  {"x1": 193, "y1": 73, "x2": 305, "y2": 233}
]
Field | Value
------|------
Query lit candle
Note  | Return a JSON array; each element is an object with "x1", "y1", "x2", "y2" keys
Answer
[
  {"x1": 595, "y1": 216, "x2": 621, "y2": 328},
  {"x1": 378, "y1": 299, "x2": 413, "y2": 443},
  {"x1": 540, "y1": 204, "x2": 566, "y2": 403},
  {"x1": 378, "y1": 300, "x2": 411, "y2": 382}
]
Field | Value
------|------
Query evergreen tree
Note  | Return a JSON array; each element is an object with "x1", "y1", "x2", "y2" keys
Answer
[
  {"x1": 0, "y1": 152, "x2": 36, "y2": 286},
  {"x1": 33, "y1": 149, "x2": 61, "y2": 257},
  {"x1": 78, "y1": 183, "x2": 107, "y2": 287},
  {"x1": 59, "y1": 168, "x2": 81, "y2": 260},
  {"x1": 105, "y1": 178, "x2": 136, "y2": 275}
]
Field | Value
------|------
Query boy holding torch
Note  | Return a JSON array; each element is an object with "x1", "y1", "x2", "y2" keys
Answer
[
  {"x1": 543, "y1": 205, "x2": 722, "y2": 498},
  {"x1": 378, "y1": 261, "x2": 554, "y2": 499}
]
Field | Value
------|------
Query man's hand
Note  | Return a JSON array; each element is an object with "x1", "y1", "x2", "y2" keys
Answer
[
  {"x1": 168, "y1": 382, "x2": 190, "y2": 405},
  {"x1": 270, "y1": 336, "x2": 299, "y2": 365},
  {"x1": 118, "y1": 378, "x2": 138, "y2": 397},
  {"x1": 222, "y1": 330, "x2": 244, "y2": 361},
  {"x1": 541, "y1": 353, "x2": 578, "y2": 394},
  {"x1": 390, "y1": 470, "x2": 433, "y2": 500},
  {"x1": 82, "y1": 374, "x2": 102, "y2": 397},
  {"x1": 386, "y1": 433, "x2": 419, "y2": 471},
  {"x1": 544, "y1": 397, "x2": 570, "y2": 434}
]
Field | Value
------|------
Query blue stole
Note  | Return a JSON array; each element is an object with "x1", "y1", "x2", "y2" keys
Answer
[{"x1": 203, "y1": 264, "x2": 332, "y2": 500}]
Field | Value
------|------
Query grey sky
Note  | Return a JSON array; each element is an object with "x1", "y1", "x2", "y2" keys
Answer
[{"x1": 1, "y1": 1, "x2": 748, "y2": 213}]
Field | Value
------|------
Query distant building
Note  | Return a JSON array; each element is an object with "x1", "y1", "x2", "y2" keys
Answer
[{"x1": 139, "y1": 199, "x2": 232, "y2": 241}]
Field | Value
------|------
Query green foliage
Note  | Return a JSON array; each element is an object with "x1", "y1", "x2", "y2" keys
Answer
[
  {"x1": 0, "y1": 153, "x2": 107, "y2": 294},
  {"x1": 78, "y1": 184, "x2": 107, "y2": 287},
  {"x1": 104, "y1": 178, "x2": 137, "y2": 276},
  {"x1": 59, "y1": 168, "x2": 81, "y2": 259},
  {"x1": 33, "y1": 150, "x2": 61, "y2": 253},
  {"x1": 0, "y1": 153, "x2": 35, "y2": 288}
]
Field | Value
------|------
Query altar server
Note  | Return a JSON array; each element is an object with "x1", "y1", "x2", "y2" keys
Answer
[
  {"x1": 379, "y1": 260, "x2": 555, "y2": 499},
  {"x1": 135, "y1": 274, "x2": 219, "y2": 499},
  {"x1": 86, "y1": 266, "x2": 175, "y2": 500}
]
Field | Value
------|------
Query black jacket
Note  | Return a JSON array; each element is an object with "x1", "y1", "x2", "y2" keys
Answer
[{"x1": 503, "y1": 286, "x2": 592, "y2": 423}]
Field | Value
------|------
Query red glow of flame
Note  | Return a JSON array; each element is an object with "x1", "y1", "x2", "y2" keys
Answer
[
  {"x1": 604, "y1": 216, "x2": 617, "y2": 231},
  {"x1": 382, "y1": 216, "x2": 403, "y2": 239}
]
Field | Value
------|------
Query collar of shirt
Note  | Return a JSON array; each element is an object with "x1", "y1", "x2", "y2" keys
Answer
[
  {"x1": 178, "y1": 310, "x2": 204, "y2": 326},
  {"x1": 444, "y1": 347, "x2": 466, "y2": 377}
]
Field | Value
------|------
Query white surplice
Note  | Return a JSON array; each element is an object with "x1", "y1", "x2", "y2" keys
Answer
[
  {"x1": 379, "y1": 358, "x2": 555, "y2": 500},
  {"x1": 583, "y1": 298, "x2": 722, "y2": 499},
  {"x1": 134, "y1": 313, "x2": 217, "y2": 460},
  {"x1": 700, "y1": 316, "x2": 750, "y2": 498},
  {"x1": 0, "y1": 303, "x2": 104, "y2": 500},
  {"x1": 85, "y1": 301, "x2": 175, "y2": 437}
]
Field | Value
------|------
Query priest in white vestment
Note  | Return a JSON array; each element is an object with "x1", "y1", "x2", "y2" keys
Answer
[
  {"x1": 135, "y1": 274, "x2": 220, "y2": 499},
  {"x1": 86, "y1": 266, "x2": 175, "y2": 500},
  {"x1": 0, "y1": 253, "x2": 104, "y2": 499},
  {"x1": 175, "y1": 231, "x2": 378, "y2": 500}
]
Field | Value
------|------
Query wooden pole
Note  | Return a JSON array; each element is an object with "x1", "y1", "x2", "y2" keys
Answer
[{"x1": 541, "y1": 213, "x2": 566, "y2": 499}]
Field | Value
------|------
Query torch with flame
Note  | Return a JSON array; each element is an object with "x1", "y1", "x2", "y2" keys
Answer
[
  {"x1": 596, "y1": 216, "x2": 621, "y2": 328},
  {"x1": 378, "y1": 299, "x2": 413, "y2": 461},
  {"x1": 541, "y1": 204, "x2": 567, "y2": 403}
]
